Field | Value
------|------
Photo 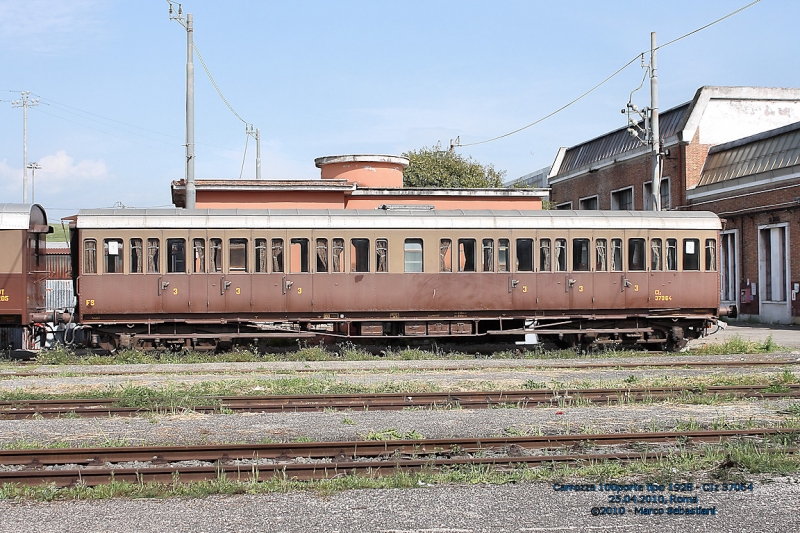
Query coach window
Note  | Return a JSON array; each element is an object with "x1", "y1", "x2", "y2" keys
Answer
[
  {"x1": 539, "y1": 238, "x2": 551, "y2": 272},
  {"x1": 572, "y1": 238, "x2": 590, "y2": 271},
  {"x1": 482, "y1": 239, "x2": 494, "y2": 272},
  {"x1": 595, "y1": 239, "x2": 607, "y2": 271},
  {"x1": 272, "y1": 238, "x2": 284, "y2": 273},
  {"x1": 555, "y1": 238, "x2": 567, "y2": 272},
  {"x1": 147, "y1": 238, "x2": 160, "y2": 273},
  {"x1": 610, "y1": 238, "x2": 623, "y2": 271},
  {"x1": 229, "y1": 238, "x2": 247, "y2": 272},
  {"x1": 255, "y1": 238, "x2": 267, "y2": 273},
  {"x1": 167, "y1": 238, "x2": 186, "y2": 273},
  {"x1": 404, "y1": 239, "x2": 423, "y2": 272},
  {"x1": 331, "y1": 238, "x2": 344, "y2": 273},
  {"x1": 683, "y1": 238, "x2": 700, "y2": 271},
  {"x1": 209, "y1": 239, "x2": 223, "y2": 272},
  {"x1": 376, "y1": 239, "x2": 388, "y2": 273},
  {"x1": 192, "y1": 239, "x2": 205, "y2": 273},
  {"x1": 628, "y1": 238, "x2": 646, "y2": 271},
  {"x1": 103, "y1": 239, "x2": 123, "y2": 274},
  {"x1": 316, "y1": 238, "x2": 328, "y2": 273},
  {"x1": 458, "y1": 238, "x2": 476, "y2": 272},
  {"x1": 498, "y1": 239, "x2": 510, "y2": 272},
  {"x1": 515, "y1": 239, "x2": 533, "y2": 272},
  {"x1": 350, "y1": 238, "x2": 369, "y2": 273},
  {"x1": 440, "y1": 239, "x2": 452, "y2": 272},
  {"x1": 666, "y1": 239, "x2": 678, "y2": 271},
  {"x1": 130, "y1": 238, "x2": 143, "y2": 273},
  {"x1": 291, "y1": 238, "x2": 310, "y2": 273},
  {"x1": 651, "y1": 238, "x2": 663, "y2": 271},
  {"x1": 705, "y1": 239, "x2": 717, "y2": 271},
  {"x1": 83, "y1": 239, "x2": 97, "y2": 274}
]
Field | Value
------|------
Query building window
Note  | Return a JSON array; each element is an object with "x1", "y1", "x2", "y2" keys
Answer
[
  {"x1": 720, "y1": 232, "x2": 737, "y2": 302},
  {"x1": 482, "y1": 239, "x2": 494, "y2": 272},
  {"x1": 643, "y1": 178, "x2": 671, "y2": 210},
  {"x1": 579, "y1": 196, "x2": 598, "y2": 210},
  {"x1": 376, "y1": 238, "x2": 388, "y2": 272},
  {"x1": 272, "y1": 238, "x2": 284, "y2": 273},
  {"x1": 255, "y1": 238, "x2": 267, "y2": 273},
  {"x1": 229, "y1": 238, "x2": 247, "y2": 272},
  {"x1": 404, "y1": 239, "x2": 423, "y2": 272},
  {"x1": 167, "y1": 238, "x2": 186, "y2": 273},
  {"x1": 192, "y1": 238, "x2": 205, "y2": 273},
  {"x1": 83, "y1": 239, "x2": 97, "y2": 274},
  {"x1": 316, "y1": 238, "x2": 328, "y2": 273},
  {"x1": 760, "y1": 226, "x2": 787, "y2": 301},
  {"x1": 572, "y1": 239, "x2": 590, "y2": 271},
  {"x1": 350, "y1": 238, "x2": 369, "y2": 272},
  {"x1": 130, "y1": 238, "x2": 143, "y2": 273},
  {"x1": 147, "y1": 238, "x2": 160, "y2": 273},
  {"x1": 292, "y1": 238, "x2": 310, "y2": 273},
  {"x1": 439, "y1": 239, "x2": 452, "y2": 272},
  {"x1": 650, "y1": 238, "x2": 662, "y2": 271},
  {"x1": 643, "y1": 182, "x2": 653, "y2": 211},
  {"x1": 595, "y1": 238, "x2": 607, "y2": 271},
  {"x1": 556, "y1": 202, "x2": 572, "y2": 210},
  {"x1": 458, "y1": 239, "x2": 476, "y2": 272},
  {"x1": 516, "y1": 238, "x2": 533, "y2": 272},
  {"x1": 628, "y1": 238, "x2": 646, "y2": 271},
  {"x1": 498, "y1": 239, "x2": 510, "y2": 272},
  {"x1": 611, "y1": 187, "x2": 633, "y2": 211},
  {"x1": 610, "y1": 238, "x2": 622, "y2": 271},
  {"x1": 683, "y1": 239, "x2": 700, "y2": 271},
  {"x1": 660, "y1": 177, "x2": 670, "y2": 209}
]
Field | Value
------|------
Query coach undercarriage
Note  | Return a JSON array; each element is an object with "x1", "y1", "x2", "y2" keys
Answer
[{"x1": 78, "y1": 309, "x2": 715, "y2": 353}]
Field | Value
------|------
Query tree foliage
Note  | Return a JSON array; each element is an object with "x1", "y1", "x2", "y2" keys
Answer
[{"x1": 402, "y1": 147, "x2": 506, "y2": 188}]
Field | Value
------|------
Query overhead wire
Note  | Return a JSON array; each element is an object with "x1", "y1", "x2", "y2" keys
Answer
[{"x1": 456, "y1": 0, "x2": 762, "y2": 148}]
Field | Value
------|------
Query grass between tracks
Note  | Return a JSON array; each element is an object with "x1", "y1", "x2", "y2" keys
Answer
[
  {"x1": 0, "y1": 334, "x2": 781, "y2": 368},
  {"x1": 1, "y1": 439, "x2": 799, "y2": 501}
]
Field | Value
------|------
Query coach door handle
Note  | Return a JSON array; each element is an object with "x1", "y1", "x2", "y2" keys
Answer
[
  {"x1": 508, "y1": 277, "x2": 519, "y2": 292},
  {"x1": 622, "y1": 276, "x2": 631, "y2": 291}
]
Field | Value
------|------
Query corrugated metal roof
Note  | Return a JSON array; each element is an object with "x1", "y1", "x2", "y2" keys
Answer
[
  {"x1": 0, "y1": 204, "x2": 47, "y2": 230},
  {"x1": 557, "y1": 103, "x2": 690, "y2": 175},
  {"x1": 697, "y1": 121, "x2": 800, "y2": 186},
  {"x1": 75, "y1": 208, "x2": 721, "y2": 231}
]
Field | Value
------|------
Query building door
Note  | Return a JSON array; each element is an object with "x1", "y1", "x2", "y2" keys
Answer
[{"x1": 758, "y1": 224, "x2": 791, "y2": 323}]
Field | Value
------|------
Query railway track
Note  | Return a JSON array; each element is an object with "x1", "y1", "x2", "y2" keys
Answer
[
  {"x1": 1, "y1": 428, "x2": 795, "y2": 487},
  {"x1": 2, "y1": 384, "x2": 799, "y2": 419}
]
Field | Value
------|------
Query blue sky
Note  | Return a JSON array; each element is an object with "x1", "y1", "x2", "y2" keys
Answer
[{"x1": 1, "y1": 0, "x2": 798, "y2": 218}]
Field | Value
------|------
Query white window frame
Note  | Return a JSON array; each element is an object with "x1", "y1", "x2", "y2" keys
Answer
[
  {"x1": 610, "y1": 186, "x2": 634, "y2": 211},
  {"x1": 719, "y1": 229, "x2": 739, "y2": 304},
  {"x1": 660, "y1": 176, "x2": 671, "y2": 210},
  {"x1": 579, "y1": 195, "x2": 598, "y2": 210},
  {"x1": 643, "y1": 181, "x2": 653, "y2": 211},
  {"x1": 555, "y1": 201, "x2": 573, "y2": 210},
  {"x1": 757, "y1": 222, "x2": 791, "y2": 323}
]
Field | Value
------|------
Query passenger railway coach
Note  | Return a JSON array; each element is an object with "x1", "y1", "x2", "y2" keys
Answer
[{"x1": 68, "y1": 208, "x2": 729, "y2": 352}]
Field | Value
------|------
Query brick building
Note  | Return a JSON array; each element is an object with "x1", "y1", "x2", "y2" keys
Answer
[
  {"x1": 548, "y1": 86, "x2": 800, "y2": 211},
  {"x1": 684, "y1": 122, "x2": 800, "y2": 323}
]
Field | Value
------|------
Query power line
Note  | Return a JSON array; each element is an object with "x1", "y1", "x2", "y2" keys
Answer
[
  {"x1": 456, "y1": 0, "x2": 762, "y2": 148},
  {"x1": 192, "y1": 42, "x2": 249, "y2": 126}
]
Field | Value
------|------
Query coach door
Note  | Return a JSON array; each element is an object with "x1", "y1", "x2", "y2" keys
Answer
[
  {"x1": 509, "y1": 233, "x2": 537, "y2": 312},
  {"x1": 251, "y1": 235, "x2": 288, "y2": 317},
  {"x1": 224, "y1": 232, "x2": 253, "y2": 314},
  {"x1": 186, "y1": 234, "x2": 208, "y2": 313},
  {"x1": 623, "y1": 231, "x2": 650, "y2": 310},
  {"x1": 535, "y1": 233, "x2": 569, "y2": 310},
  {"x1": 592, "y1": 234, "x2": 626, "y2": 310},
  {"x1": 285, "y1": 233, "x2": 314, "y2": 314},
  {"x1": 568, "y1": 232, "x2": 593, "y2": 311},
  {"x1": 648, "y1": 234, "x2": 678, "y2": 310},
  {"x1": 205, "y1": 236, "x2": 226, "y2": 314},
  {"x1": 160, "y1": 233, "x2": 190, "y2": 315}
]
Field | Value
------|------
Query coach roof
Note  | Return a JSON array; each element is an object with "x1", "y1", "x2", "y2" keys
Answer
[
  {"x1": 73, "y1": 209, "x2": 721, "y2": 231},
  {"x1": 0, "y1": 203, "x2": 48, "y2": 231}
]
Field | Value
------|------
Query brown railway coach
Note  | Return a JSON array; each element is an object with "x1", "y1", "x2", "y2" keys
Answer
[
  {"x1": 68, "y1": 208, "x2": 731, "y2": 352},
  {"x1": 0, "y1": 204, "x2": 51, "y2": 352}
]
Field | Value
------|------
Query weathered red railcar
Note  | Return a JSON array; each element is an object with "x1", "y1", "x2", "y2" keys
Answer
[
  {"x1": 67, "y1": 208, "x2": 730, "y2": 352},
  {"x1": 0, "y1": 204, "x2": 51, "y2": 352}
]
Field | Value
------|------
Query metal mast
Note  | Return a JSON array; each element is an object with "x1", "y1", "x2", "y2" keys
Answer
[
  {"x1": 650, "y1": 32, "x2": 661, "y2": 211},
  {"x1": 11, "y1": 92, "x2": 39, "y2": 204},
  {"x1": 169, "y1": 2, "x2": 195, "y2": 209}
]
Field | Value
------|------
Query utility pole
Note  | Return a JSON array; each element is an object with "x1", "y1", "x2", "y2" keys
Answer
[
  {"x1": 168, "y1": 2, "x2": 195, "y2": 209},
  {"x1": 11, "y1": 92, "x2": 39, "y2": 204},
  {"x1": 246, "y1": 124, "x2": 261, "y2": 179},
  {"x1": 650, "y1": 32, "x2": 661, "y2": 211},
  {"x1": 27, "y1": 162, "x2": 41, "y2": 204}
]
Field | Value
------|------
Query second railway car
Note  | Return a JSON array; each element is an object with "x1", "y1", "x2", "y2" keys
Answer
[{"x1": 68, "y1": 208, "x2": 728, "y2": 352}]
